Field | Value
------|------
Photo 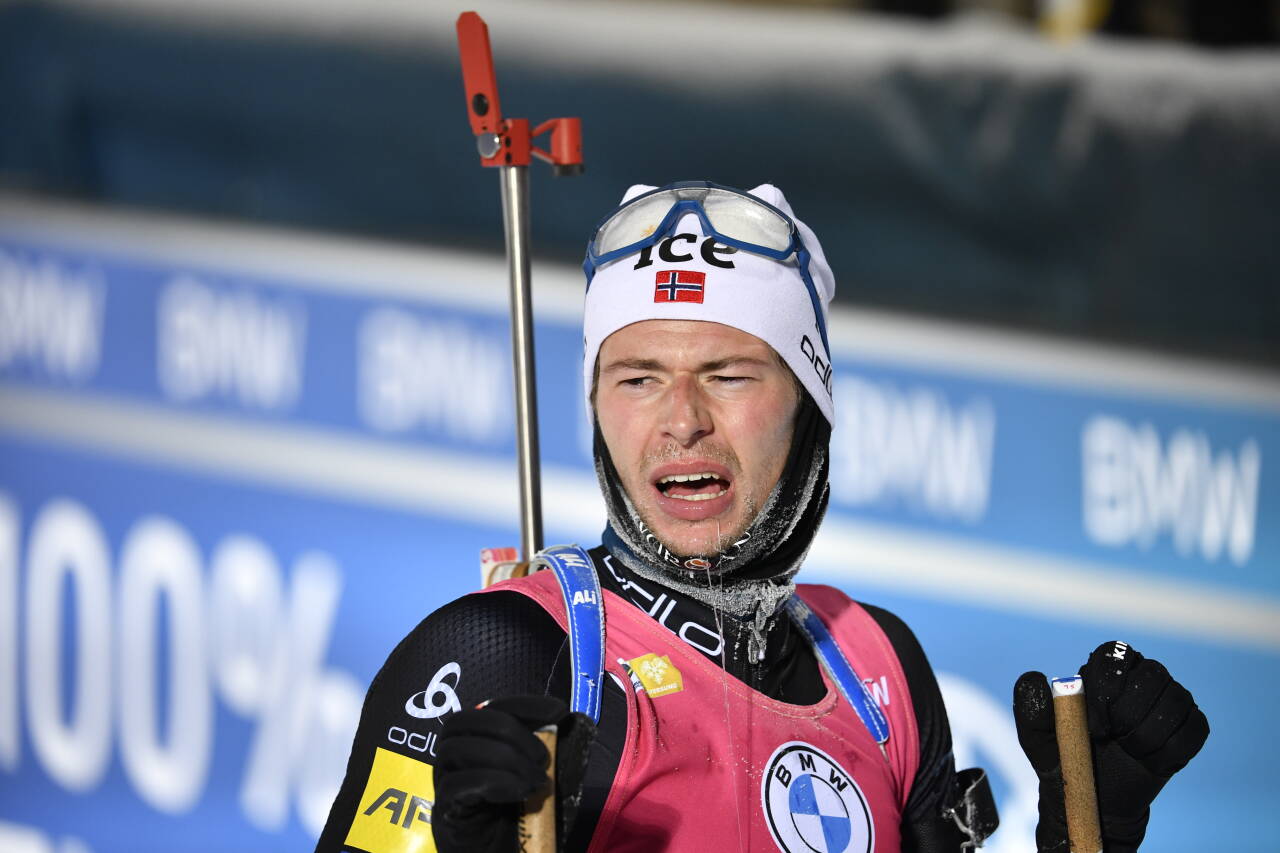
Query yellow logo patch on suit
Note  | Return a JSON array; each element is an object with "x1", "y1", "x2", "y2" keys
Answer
[
  {"x1": 345, "y1": 747, "x2": 437, "y2": 853},
  {"x1": 627, "y1": 653, "x2": 684, "y2": 698}
]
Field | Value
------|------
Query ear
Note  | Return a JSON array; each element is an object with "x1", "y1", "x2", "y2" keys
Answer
[
  {"x1": 745, "y1": 183, "x2": 790, "y2": 214},
  {"x1": 621, "y1": 184, "x2": 658, "y2": 203}
]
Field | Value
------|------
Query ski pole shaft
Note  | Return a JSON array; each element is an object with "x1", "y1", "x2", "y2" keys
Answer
[
  {"x1": 499, "y1": 163, "x2": 543, "y2": 560},
  {"x1": 1051, "y1": 676, "x2": 1102, "y2": 853},
  {"x1": 517, "y1": 726, "x2": 558, "y2": 853}
]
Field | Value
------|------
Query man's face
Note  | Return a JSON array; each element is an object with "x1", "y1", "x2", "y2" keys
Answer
[{"x1": 595, "y1": 319, "x2": 799, "y2": 558}]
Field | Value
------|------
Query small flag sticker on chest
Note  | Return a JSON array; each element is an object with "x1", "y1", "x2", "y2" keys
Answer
[{"x1": 654, "y1": 270, "x2": 705, "y2": 303}]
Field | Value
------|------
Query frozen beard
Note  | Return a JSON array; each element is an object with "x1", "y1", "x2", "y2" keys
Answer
[{"x1": 597, "y1": 386, "x2": 831, "y2": 647}]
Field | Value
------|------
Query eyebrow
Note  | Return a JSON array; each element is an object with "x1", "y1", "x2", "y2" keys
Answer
[{"x1": 600, "y1": 355, "x2": 771, "y2": 374}]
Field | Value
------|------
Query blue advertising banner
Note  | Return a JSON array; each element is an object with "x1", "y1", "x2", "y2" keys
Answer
[{"x1": 1, "y1": 196, "x2": 1276, "y2": 852}]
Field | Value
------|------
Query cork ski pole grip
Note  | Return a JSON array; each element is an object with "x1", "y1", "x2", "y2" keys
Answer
[
  {"x1": 517, "y1": 725, "x2": 557, "y2": 853},
  {"x1": 1051, "y1": 676, "x2": 1102, "y2": 853}
]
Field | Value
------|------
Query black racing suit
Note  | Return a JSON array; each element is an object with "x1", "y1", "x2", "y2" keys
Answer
[{"x1": 317, "y1": 545, "x2": 970, "y2": 852}]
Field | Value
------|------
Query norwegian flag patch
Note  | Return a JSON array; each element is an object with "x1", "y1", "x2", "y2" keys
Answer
[{"x1": 654, "y1": 270, "x2": 705, "y2": 304}]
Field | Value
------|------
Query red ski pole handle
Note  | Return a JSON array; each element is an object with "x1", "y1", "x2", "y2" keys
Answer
[
  {"x1": 457, "y1": 11, "x2": 582, "y2": 172},
  {"x1": 457, "y1": 11, "x2": 503, "y2": 136}
]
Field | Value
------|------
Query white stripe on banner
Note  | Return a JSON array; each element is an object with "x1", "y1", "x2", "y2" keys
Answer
[
  {"x1": 0, "y1": 385, "x2": 602, "y2": 532},
  {"x1": 2, "y1": 385, "x2": 1276, "y2": 653},
  {"x1": 807, "y1": 521, "x2": 1280, "y2": 653}
]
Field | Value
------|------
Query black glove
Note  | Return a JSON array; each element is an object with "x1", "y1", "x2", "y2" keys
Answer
[
  {"x1": 432, "y1": 695, "x2": 596, "y2": 853},
  {"x1": 1013, "y1": 641, "x2": 1209, "y2": 852}
]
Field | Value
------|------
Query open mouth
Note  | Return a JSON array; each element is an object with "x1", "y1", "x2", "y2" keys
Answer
[{"x1": 655, "y1": 471, "x2": 731, "y2": 502}]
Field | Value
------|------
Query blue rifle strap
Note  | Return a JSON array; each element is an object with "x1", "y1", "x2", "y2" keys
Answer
[
  {"x1": 534, "y1": 545, "x2": 605, "y2": 723},
  {"x1": 785, "y1": 596, "x2": 890, "y2": 750}
]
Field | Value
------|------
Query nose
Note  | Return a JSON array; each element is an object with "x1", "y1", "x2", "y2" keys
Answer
[{"x1": 661, "y1": 374, "x2": 713, "y2": 447}]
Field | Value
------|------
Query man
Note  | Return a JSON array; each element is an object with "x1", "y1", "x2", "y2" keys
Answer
[{"x1": 317, "y1": 182, "x2": 1207, "y2": 852}]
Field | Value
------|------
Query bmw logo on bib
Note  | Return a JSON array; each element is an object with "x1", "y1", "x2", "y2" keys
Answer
[{"x1": 762, "y1": 741, "x2": 874, "y2": 853}]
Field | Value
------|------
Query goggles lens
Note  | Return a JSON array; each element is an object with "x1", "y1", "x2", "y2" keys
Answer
[{"x1": 591, "y1": 186, "x2": 794, "y2": 259}]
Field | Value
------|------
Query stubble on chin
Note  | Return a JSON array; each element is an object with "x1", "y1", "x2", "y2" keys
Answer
[
  {"x1": 634, "y1": 490, "x2": 761, "y2": 559},
  {"x1": 623, "y1": 442, "x2": 750, "y2": 558}
]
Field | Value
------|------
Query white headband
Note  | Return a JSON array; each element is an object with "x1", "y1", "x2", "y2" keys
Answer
[{"x1": 583, "y1": 183, "x2": 836, "y2": 426}]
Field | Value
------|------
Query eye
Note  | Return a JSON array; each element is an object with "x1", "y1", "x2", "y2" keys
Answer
[
  {"x1": 710, "y1": 375, "x2": 750, "y2": 385},
  {"x1": 620, "y1": 376, "x2": 652, "y2": 388}
]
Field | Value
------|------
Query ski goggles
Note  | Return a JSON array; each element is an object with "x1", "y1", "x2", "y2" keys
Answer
[{"x1": 582, "y1": 181, "x2": 830, "y2": 353}]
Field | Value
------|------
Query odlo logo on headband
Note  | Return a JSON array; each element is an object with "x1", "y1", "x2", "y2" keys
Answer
[{"x1": 633, "y1": 233, "x2": 738, "y2": 270}]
